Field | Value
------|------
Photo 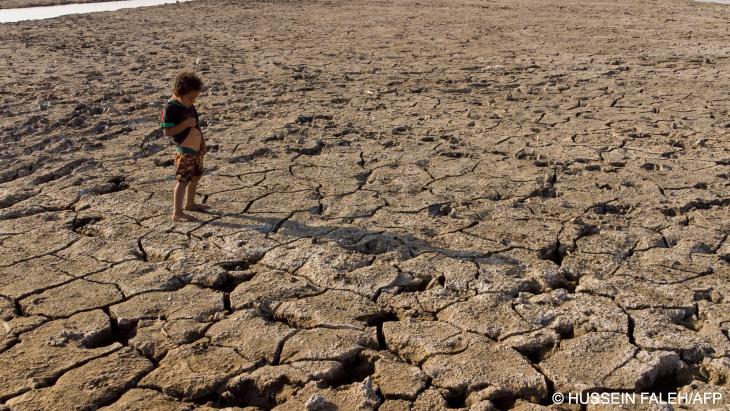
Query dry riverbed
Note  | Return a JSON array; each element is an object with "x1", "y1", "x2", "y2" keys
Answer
[{"x1": 0, "y1": 0, "x2": 729, "y2": 409}]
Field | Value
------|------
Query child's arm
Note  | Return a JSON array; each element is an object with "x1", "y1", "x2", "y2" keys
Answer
[
  {"x1": 200, "y1": 133, "x2": 207, "y2": 155},
  {"x1": 194, "y1": 107, "x2": 207, "y2": 155},
  {"x1": 163, "y1": 117, "x2": 196, "y2": 137}
]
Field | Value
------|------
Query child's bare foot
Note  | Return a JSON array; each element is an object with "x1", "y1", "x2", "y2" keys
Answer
[
  {"x1": 172, "y1": 212, "x2": 199, "y2": 222},
  {"x1": 184, "y1": 203, "x2": 210, "y2": 211}
]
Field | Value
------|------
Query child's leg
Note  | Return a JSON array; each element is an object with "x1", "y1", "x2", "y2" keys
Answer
[
  {"x1": 173, "y1": 181, "x2": 196, "y2": 220},
  {"x1": 185, "y1": 176, "x2": 208, "y2": 211},
  {"x1": 184, "y1": 155, "x2": 208, "y2": 211},
  {"x1": 172, "y1": 153, "x2": 198, "y2": 221}
]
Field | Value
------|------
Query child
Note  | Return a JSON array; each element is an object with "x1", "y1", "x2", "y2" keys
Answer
[{"x1": 160, "y1": 72, "x2": 208, "y2": 221}]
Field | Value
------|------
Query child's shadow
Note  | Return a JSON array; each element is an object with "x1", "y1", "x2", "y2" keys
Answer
[{"x1": 197, "y1": 210, "x2": 522, "y2": 266}]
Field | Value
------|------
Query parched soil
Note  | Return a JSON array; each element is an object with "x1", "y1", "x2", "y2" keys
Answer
[{"x1": 0, "y1": 0, "x2": 729, "y2": 409}]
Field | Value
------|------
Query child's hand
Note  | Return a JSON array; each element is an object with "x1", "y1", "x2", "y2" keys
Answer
[{"x1": 182, "y1": 117, "x2": 197, "y2": 128}]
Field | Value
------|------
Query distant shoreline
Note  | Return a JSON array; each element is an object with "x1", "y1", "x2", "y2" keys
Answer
[
  {"x1": 0, "y1": 0, "x2": 108, "y2": 10},
  {"x1": 0, "y1": 0, "x2": 192, "y2": 22}
]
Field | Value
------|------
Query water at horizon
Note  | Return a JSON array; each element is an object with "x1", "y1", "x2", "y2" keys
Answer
[{"x1": 0, "y1": 0, "x2": 191, "y2": 23}]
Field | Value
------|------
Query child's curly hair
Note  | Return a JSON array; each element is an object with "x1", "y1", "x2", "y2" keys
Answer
[{"x1": 172, "y1": 72, "x2": 202, "y2": 96}]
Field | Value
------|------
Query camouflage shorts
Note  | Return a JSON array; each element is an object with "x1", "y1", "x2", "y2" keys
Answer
[{"x1": 174, "y1": 153, "x2": 203, "y2": 183}]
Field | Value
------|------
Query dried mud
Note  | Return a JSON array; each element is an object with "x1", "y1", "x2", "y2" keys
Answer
[{"x1": 0, "y1": 0, "x2": 729, "y2": 409}]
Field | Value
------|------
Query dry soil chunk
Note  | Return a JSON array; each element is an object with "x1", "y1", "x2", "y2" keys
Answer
[
  {"x1": 438, "y1": 293, "x2": 536, "y2": 339},
  {"x1": 86, "y1": 260, "x2": 184, "y2": 297},
  {"x1": 630, "y1": 308, "x2": 713, "y2": 362},
  {"x1": 383, "y1": 319, "x2": 467, "y2": 364},
  {"x1": 601, "y1": 350, "x2": 682, "y2": 392},
  {"x1": 464, "y1": 218, "x2": 562, "y2": 252},
  {"x1": 577, "y1": 275, "x2": 696, "y2": 311},
  {"x1": 0, "y1": 310, "x2": 117, "y2": 400},
  {"x1": 138, "y1": 231, "x2": 190, "y2": 263},
  {"x1": 541, "y1": 334, "x2": 634, "y2": 394},
  {"x1": 207, "y1": 309, "x2": 296, "y2": 363},
  {"x1": 0, "y1": 311, "x2": 45, "y2": 352},
  {"x1": 398, "y1": 252, "x2": 480, "y2": 293},
  {"x1": 326, "y1": 259, "x2": 408, "y2": 299},
  {"x1": 540, "y1": 332, "x2": 680, "y2": 392},
  {"x1": 697, "y1": 302, "x2": 730, "y2": 358},
  {"x1": 379, "y1": 399, "x2": 413, "y2": 411},
  {"x1": 0, "y1": 256, "x2": 74, "y2": 299},
  {"x1": 6, "y1": 347, "x2": 153, "y2": 411},
  {"x1": 374, "y1": 357, "x2": 429, "y2": 400},
  {"x1": 280, "y1": 327, "x2": 377, "y2": 364},
  {"x1": 0, "y1": 297, "x2": 13, "y2": 319},
  {"x1": 230, "y1": 269, "x2": 320, "y2": 310},
  {"x1": 471, "y1": 253, "x2": 541, "y2": 296},
  {"x1": 294, "y1": 243, "x2": 376, "y2": 284},
  {"x1": 221, "y1": 361, "x2": 344, "y2": 408},
  {"x1": 274, "y1": 289, "x2": 386, "y2": 330},
  {"x1": 59, "y1": 235, "x2": 141, "y2": 264},
  {"x1": 129, "y1": 318, "x2": 209, "y2": 361},
  {"x1": 109, "y1": 284, "x2": 224, "y2": 327},
  {"x1": 621, "y1": 247, "x2": 715, "y2": 284},
  {"x1": 556, "y1": 293, "x2": 629, "y2": 335},
  {"x1": 411, "y1": 388, "x2": 452, "y2": 411},
  {"x1": 99, "y1": 388, "x2": 195, "y2": 411},
  {"x1": 422, "y1": 337, "x2": 547, "y2": 402},
  {"x1": 138, "y1": 341, "x2": 257, "y2": 400},
  {"x1": 321, "y1": 190, "x2": 387, "y2": 219},
  {"x1": 20, "y1": 279, "x2": 123, "y2": 318},
  {"x1": 1, "y1": 225, "x2": 79, "y2": 267},
  {"x1": 272, "y1": 378, "x2": 381, "y2": 410},
  {"x1": 514, "y1": 291, "x2": 629, "y2": 337}
]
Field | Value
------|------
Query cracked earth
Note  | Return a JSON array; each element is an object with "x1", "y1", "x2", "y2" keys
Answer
[{"x1": 0, "y1": 0, "x2": 729, "y2": 409}]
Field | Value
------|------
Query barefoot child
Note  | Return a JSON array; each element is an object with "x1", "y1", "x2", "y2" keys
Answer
[{"x1": 160, "y1": 72, "x2": 208, "y2": 221}]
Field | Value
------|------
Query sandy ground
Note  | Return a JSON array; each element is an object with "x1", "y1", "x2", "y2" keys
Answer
[{"x1": 0, "y1": 0, "x2": 729, "y2": 409}]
